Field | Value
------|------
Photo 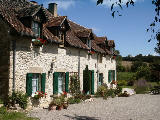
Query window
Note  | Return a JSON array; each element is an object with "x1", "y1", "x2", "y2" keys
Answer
[
  {"x1": 32, "y1": 21, "x2": 41, "y2": 37},
  {"x1": 53, "y1": 72, "x2": 69, "y2": 94},
  {"x1": 108, "y1": 70, "x2": 115, "y2": 83},
  {"x1": 110, "y1": 47, "x2": 115, "y2": 54},
  {"x1": 26, "y1": 73, "x2": 46, "y2": 96}
]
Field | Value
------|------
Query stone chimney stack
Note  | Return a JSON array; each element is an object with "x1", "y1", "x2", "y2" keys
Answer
[{"x1": 48, "y1": 3, "x2": 58, "y2": 17}]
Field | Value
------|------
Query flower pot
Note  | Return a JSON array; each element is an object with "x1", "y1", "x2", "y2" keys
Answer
[
  {"x1": 56, "y1": 105, "x2": 63, "y2": 110},
  {"x1": 63, "y1": 104, "x2": 68, "y2": 109}
]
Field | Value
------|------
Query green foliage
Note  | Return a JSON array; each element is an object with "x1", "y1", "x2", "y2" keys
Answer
[
  {"x1": 0, "y1": 106, "x2": 38, "y2": 120},
  {"x1": 7, "y1": 91, "x2": 28, "y2": 109},
  {"x1": 117, "y1": 80, "x2": 128, "y2": 86},
  {"x1": 95, "y1": 84, "x2": 108, "y2": 97},
  {"x1": 135, "y1": 65, "x2": 151, "y2": 80},
  {"x1": 0, "y1": 99, "x2": 3, "y2": 104},
  {"x1": 70, "y1": 74, "x2": 80, "y2": 95},
  {"x1": 117, "y1": 64, "x2": 125, "y2": 72},
  {"x1": 131, "y1": 61, "x2": 147, "y2": 72},
  {"x1": 134, "y1": 79, "x2": 150, "y2": 94},
  {"x1": 118, "y1": 92, "x2": 130, "y2": 97},
  {"x1": 67, "y1": 97, "x2": 81, "y2": 104},
  {"x1": 95, "y1": 84, "x2": 121, "y2": 99}
]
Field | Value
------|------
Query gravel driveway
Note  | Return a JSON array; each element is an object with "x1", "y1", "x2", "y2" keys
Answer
[{"x1": 29, "y1": 94, "x2": 160, "y2": 120}]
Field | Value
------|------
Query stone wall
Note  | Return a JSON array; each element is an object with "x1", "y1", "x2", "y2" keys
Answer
[{"x1": 9, "y1": 37, "x2": 116, "y2": 105}]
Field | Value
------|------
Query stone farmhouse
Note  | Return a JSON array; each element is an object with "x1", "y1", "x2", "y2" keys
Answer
[{"x1": 0, "y1": 0, "x2": 116, "y2": 104}]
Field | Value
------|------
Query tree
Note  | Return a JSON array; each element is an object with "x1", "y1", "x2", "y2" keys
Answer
[{"x1": 97, "y1": 0, "x2": 160, "y2": 54}]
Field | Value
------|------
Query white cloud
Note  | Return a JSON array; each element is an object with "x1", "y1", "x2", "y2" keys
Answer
[
  {"x1": 43, "y1": 0, "x2": 75, "y2": 10},
  {"x1": 92, "y1": 27, "x2": 100, "y2": 33},
  {"x1": 91, "y1": 0, "x2": 144, "y2": 7}
]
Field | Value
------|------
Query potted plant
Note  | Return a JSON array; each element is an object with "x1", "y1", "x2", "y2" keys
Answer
[{"x1": 32, "y1": 38, "x2": 46, "y2": 46}]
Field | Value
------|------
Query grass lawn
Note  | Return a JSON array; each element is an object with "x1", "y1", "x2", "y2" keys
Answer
[{"x1": 0, "y1": 106, "x2": 39, "y2": 120}]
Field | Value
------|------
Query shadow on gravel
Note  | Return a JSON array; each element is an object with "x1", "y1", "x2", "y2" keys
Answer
[{"x1": 64, "y1": 114, "x2": 100, "y2": 120}]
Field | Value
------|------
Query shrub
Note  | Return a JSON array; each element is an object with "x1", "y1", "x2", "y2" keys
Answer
[
  {"x1": 117, "y1": 80, "x2": 127, "y2": 86},
  {"x1": 7, "y1": 91, "x2": 28, "y2": 109},
  {"x1": 118, "y1": 92, "x2": 130, "y2": 97},
  {"x1": 134, "y1": 79, "x2": 150, "y2": 94},
  {"x1": 96, "y1": 84, "x2": 108, "y2": 97},
  {"x1": 70, "y1": 75, "x2": 80, "y2": 95},
  {"x1": 0, "y1": 99, "x2": 3, "y2": 104},
  {"x1": 106, "y1": 89, "x2": 116, "y2": 98}
]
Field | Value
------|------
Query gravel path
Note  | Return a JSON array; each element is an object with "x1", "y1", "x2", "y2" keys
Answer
[{"x1": 29, "y1": 94, "x2": 160, "y2": 120}]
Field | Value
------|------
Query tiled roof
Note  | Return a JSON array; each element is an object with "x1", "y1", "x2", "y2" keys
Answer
[
  {"x1": 0, "y1": 1, "x2": 35, "y2": 37},
  {"x1": 0, "y1": 0, "x2": 61, "y2": 43},
  {"x1": 91, "y1": 40, "x2": 105, "y2": 53},
  {"x1": 0, "y1": 0, "x2": 115, "y2": 53},
  {"x1": 95, "y1": 37, "x2": 107, "y2": 44},
  {"x1": 69, "y1": 20, "x2": 92, "y2": 38},
  {"x1": 66, "y1": 30, "x2": 89, "y2": 50},
  {"x1": 108, "y1": 40, "x2": 115, "y2": 47},
  {"x1": 17, "y1": 5, "x2": 42, "y2": 18},
  {"x1": 46, "y1": 16, "x2": 67, "y2": 27},
  {"x1": 43, "y1": 25, "x2": 62, "y2": 43}
]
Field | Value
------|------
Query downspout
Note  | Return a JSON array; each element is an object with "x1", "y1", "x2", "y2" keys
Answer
[
  {"x1": 97, "y1": 53, "x2": 99, "y2": 87},
  {"x1": 78, "y1": 50, "x2": 80, "y2": 81},
  {"x1": 12, "y1": 39, "x2": 16, "y2": 92}
]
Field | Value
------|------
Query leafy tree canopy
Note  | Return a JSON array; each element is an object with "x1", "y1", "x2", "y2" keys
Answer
[{"x1": 97, "y1": 0, "x2": 160, "y2": 54}]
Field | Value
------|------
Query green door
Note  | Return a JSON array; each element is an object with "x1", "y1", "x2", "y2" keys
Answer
[{"x1": 91, "y1": 70, "x2": 94, "y2": 95}]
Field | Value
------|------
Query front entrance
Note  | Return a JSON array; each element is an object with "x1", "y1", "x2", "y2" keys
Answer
[
  {"x1": 83, "y1": 66, "x2": 94, "y2": 94},
  {"x1": 98, "y1": 73, "x2": 103, "y2": 86}
]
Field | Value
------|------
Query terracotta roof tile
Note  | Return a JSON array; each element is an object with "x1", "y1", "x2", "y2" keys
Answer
[
  {"x1": 69, "y1": 20, "x2": 92, "y2": 38},
  {"x1": 91, "y1": 40, "x2": 105, "y2": 53},
  {"x1": 66, "y1": 30, "x2": 89, "y2": 50},
  {"x1": 46, "y1": 16, "x2": 67, "y2": 27},
  {"x1": 42, "y1": 25, "x2": 62, "y2": 43},
  {"x1": 94, "y1": 37, "x2": 107, "y2": 44},
  {"x1": 0, "y1": 1, "x2": 35, "y2": 37},
  {"x1": 17, "y1": 5, "x2": 42, "y2": 18},
  {"x1": 108, "y1": 40, "x2": 115, "y2": 47}
]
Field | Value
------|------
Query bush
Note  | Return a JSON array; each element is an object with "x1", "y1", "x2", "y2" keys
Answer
[
  {"x1": 0, "y1": 99, "x2": 3, "y2": 104},
  {"x1": 118, "y1": 92, "x2": 130, "y2": 97},
  {"x1": 7, "y1": 91, "x2": 28, "y2": 109},
  {"x1": 117, "y1": 80, "x2": 127, "y2": 86},
  {"x1": 95, "y1": 84, "x2": 108, "y2": 97},
  {"x1": 67, "y1": 97, "x2": 81, "y2": 104},
  {"x1": 134, "y1": 79, "x2": 150, "y2": 94}
]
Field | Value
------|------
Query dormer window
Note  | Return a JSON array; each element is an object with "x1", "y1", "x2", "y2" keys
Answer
[
  {"x1": 32, "y1": 21, "x2": 41, "y2": 37},
  {"x1": 110, "y1": 47, "x2": 115, "y2": 54}
]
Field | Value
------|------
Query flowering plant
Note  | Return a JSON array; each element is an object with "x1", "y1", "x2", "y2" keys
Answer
[
  {"x1": 88, "y1": 51, "x2": 95, "y2": 55},
  {"x1": 111, "y1": 80, "x2": 117, "y2": 85},
  {"x1": 34, "y1": 91, "x2": 47, "y2": 99},
  {"x1": 32, "y1": 38, "x2": 46, "y2": 46}
]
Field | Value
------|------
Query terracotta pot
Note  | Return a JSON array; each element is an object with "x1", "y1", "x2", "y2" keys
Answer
[
  {"x1": 56, "y1": 105, "x2": 63, "y2": 110},
  {"x1": 63, "y1": 104, "x2": 68, "y2": 109}
]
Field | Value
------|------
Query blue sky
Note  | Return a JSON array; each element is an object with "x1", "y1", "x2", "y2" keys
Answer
[{"x1": 33, "y1": 0, "x2": 158, "y2": 57}]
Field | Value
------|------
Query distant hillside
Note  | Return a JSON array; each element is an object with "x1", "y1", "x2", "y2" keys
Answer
[{"x1": 122, "y1": 54, "x2": 160, "y2": 63}]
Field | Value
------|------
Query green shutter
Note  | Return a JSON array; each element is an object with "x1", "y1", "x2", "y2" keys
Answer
[
  {"x1": 41, "y1": 73, "x2": 46, "y2": 93},
  {"x1": 26, "y1": 73, "x2": 32, "y2": 96},
  {"x1": 91, "y1": 70, "x2": 94, "y2": 95},
  {"x1": 108, "y1": 70, "x2": 111, "y2": 83},
  {"x1": 65, "y1": 72, "x2": 69, "y2": 92},
  {"x1": 53, "y1": 72, "x2": 59, "y2": 94}
]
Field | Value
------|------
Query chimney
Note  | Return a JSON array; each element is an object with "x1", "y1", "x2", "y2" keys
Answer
[{"x1": 48, "y1": 3, "x2": 58, "y2": 17}]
